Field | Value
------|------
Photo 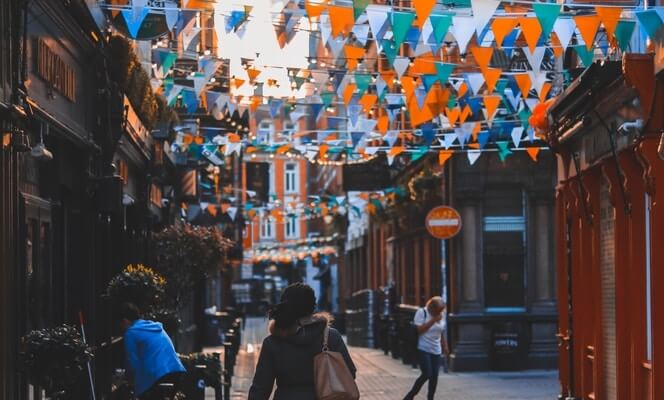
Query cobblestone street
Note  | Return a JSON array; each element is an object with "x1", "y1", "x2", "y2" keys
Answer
[{"x1": 208, "y1": 318, "x2": 559, "y2": 399}]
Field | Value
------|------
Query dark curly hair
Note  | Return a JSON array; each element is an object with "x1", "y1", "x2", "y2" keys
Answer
[{"x1": 269, "y1": 283, "x2": 316, "y2": 329}]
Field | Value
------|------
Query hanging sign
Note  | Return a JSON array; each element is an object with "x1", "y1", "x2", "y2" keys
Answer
[{"x1": 425, "y1": 205, "x2": 462, "y2": 239}]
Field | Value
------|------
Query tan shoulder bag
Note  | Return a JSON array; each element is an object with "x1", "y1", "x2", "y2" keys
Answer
[{"x1": 313, "y1": 326, "x2": 360, "y2": 400}]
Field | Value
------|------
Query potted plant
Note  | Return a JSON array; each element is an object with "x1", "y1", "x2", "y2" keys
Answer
[
  {"x1": 21, "y1": 325, "x2": 93, "y2": 399},
  {"x1": 105, "y1": 264, "x2": 167, "y2": 311}
]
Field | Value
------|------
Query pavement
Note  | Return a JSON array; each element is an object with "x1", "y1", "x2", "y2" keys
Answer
[{"x1": 205, "y1": 317, "x2": 559, "y2": 399}]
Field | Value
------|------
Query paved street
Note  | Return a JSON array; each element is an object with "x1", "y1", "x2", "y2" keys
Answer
[{"x1": 207, "y1": 317, "x2": 559, "y2": 399}]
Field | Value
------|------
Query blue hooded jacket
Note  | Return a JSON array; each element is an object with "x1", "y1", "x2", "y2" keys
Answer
[{"x1": 124, "y1": 319, "x2": 186, "y2": 395}]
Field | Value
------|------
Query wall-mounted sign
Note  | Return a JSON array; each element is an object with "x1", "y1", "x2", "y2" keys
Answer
[{"x1": 425, "y1": 206, "x2": 462, "y2": 240}]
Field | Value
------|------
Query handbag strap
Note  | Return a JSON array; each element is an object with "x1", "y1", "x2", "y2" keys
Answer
[{"x1": 322, "y1": 325, "x2": 330, "y2": 352}]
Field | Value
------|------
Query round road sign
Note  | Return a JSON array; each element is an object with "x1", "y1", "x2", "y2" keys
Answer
[{"x1": 425, "y1": 206, "x2": 462, "y2": 239}]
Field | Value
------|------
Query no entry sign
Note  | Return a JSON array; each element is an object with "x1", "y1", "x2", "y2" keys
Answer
[{"x1": 425, "y1": 206, "x2": 462, "y2": 240}]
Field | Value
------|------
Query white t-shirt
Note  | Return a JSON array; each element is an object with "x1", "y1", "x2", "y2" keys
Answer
[{"x1": 414, "y1": 308, "x2": 446, "y2": 355}]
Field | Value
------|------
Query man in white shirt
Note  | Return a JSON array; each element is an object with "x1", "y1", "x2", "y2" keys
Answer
[{"x1": 403, "y1": 297, "x2": 449, "y2": 400}]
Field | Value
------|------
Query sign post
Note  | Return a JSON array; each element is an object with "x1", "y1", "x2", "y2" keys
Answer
[{"x1": 425, "y1": 205, "x2": 462, "y2": 305}]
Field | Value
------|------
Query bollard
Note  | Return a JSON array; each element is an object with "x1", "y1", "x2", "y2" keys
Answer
[
  {"x1": 225, "y1": 331, "x2": 237, "y2": 369},
  {"x1": 223, "y1": 368, "x2": 231, "y2": 400},
  {"x1": 224, "y1": 341, "x2": 234, "y2": 377}
]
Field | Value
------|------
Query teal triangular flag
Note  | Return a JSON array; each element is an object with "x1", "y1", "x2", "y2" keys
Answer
[
  {"x1": 321, "y1": 92, "x2": 335, "y2": 108},
  {"x1": 496, "y1": 141, "x2": 512, "y2": 161},
  {"x1": 422, "y1": 75, "x2": 439, "y2": 92},
  {"x1": 157, "y1": 50, "x2": 177, "y2": 74},
  {"x1": 390, "y1": 11, "x2": 416, "y2": 48},
  {"x1": 435, "y1": 62, "x2": 455, "y2": 84},
  {"x1": 518, "y1": 108, "x2": 531, "y2": 129},
  {"x1": 636, "y1": 9, "x2": 663, "y2": 41},
  {"x1": 382, "y1": 39, "x2": 398, "y2": 66},
  {"x1": 411, "y1": 146, "x2": 428, "y2": 161},
  {"x1": 574, "y1": 45, "x2": 594, "y2": 67},
  {"x1": 532, "y1": 3, "x2": 561, "y2": 40},
  {"x1": 355, "y1": 74, "x2": 372, "y2": 95},
  {"x1": 353, "y1": 0, "x2": 370, "y2": 20},
  {"x1": 495, "y1": 78, "x2": 509, "y2": 96},
  {"x1": 615, "y1": 20, "x2": 636, "y2": 52},
  {"x1": 430, "y1": 14, "x2": 453, "y2": 45}
]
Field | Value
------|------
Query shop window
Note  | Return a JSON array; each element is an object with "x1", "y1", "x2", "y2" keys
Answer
[
  {"x1": 483, "y1": 188, "x2": 526, "y2": 310},
  {"x1": 285, "y1": 163, "x2": 298, "y2": 194},
  {"x1": 285, "y1": 216, "x2": 299, "y2": 239}
]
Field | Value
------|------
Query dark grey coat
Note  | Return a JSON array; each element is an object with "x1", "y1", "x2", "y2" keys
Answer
[{"x1": 248, "y1": 314, "x2": 357, "y2": 400}]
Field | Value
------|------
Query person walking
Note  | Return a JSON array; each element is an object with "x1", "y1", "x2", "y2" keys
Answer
[
  {"x1": 404, "y1": 297, "x2": 449, "y2": 400},
  {"x1": 249, "y1": 282, "x2": 357, "y2": 400},
  {"x1": 119, "y1": 302, "x2": 186, "y2": 399}
]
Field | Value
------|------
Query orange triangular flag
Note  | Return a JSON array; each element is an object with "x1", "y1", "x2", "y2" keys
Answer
[
  {"x1": 343, "y1": 83, "x2": 356, "y2": 105},
  {"x1": 526, "y1": 147, "x2": 540, "y2": 161},
  {"x1": 388, "y1": 146, "x2": 405, "y2": 157},
  {"x1": 401, "y1": 76, "x2": 417, "y2": 101},
  {"x1": 438, "y1": 150, "x2": 453, "y2": 166},
  {"x1": 445, "y1": 107, "x2": 460, "y2": 126},
  {"x1": 457, "y1": 82, "x2": 468, "y2": 98},
  {"x1": 539, "y1": 82, "x2": 552, "y2": 102},
  {"x1": 344, "y1": 45, "x2": 365, "y2": 71},
  {"x1": 514, "y1": 73, "x2": 532, "y2": 98},
  {"x1": 305, "y1": 0, "x2": 327, "y2": 20},
  {"x1": 410, "y1": 56, "x2": 437, "y2": 75},
  {"x1": 233, "y1": 78, "x2": 246, "y2": 88},
  {"x1": 182, "y1": 134, "x2": 193, "y2": 144},
  {"x1": 276, "y1": 144, "x2": 292, "y2": 154},
  {"x1": 227, "y1": 133, "x2": 241, "y2": 142},
  {"x1": 595, "y1": 6, "x2": 622, "y2": 39},
  {"x1": 414, "y1": 0, "x2": 436, "y2": 28},
  {"x1": 381, "y1": 71, "x2": 396, "y2": 90},
  {"x1": 328, "y1": 5, "x2": 354, "y2": 37},
  {"x1": 360, "y1": 94, "x2": 377, "y2": 112},
  {"x1": 247, "y1": 68, "x2": 261, "y2": 81},
  {"x1": 518, "y1": 17, "x2": 543, "y2": 54},
  {"x1": 377, "y1": 115, "x2": 389, "y2": 134},
  {"x1": 471, "y1": 46, "x2": 494, "y2": 72},
  {"x1": 207, "y1": 205, "x2": 218, "y2": 216},
  {"x1": 194, "y1": 136, "x2": 205, "y2": 145},
  {"x1": 491, "y1": 17, "x2": 518, "y2": 47},
  {"x1": 550, "y1": 33, "x2": 564, "y2": 59},
  {"x1": 319, "y1": 143, "x2": 329, "y2": 158},
  {"x1": 250, "y1": 96, "x2": 261, "y2": 112},
  {"x1": 574, "y1": 15, "x2": 601, "y2": 50},
  {"x1": 483, "y1": 95, "x2": 501, "y2": 121},
  {"x1": 459, "y1": 105, "x2": 472, "y2": 124},
  {"x1": 483, "y1": 67, "x2": 502, "y2": 93}
]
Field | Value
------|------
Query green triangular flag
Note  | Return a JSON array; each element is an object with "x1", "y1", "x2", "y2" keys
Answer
[
  {"x1": 422, "y1": 75, "x2": 439, "y2": 92},
  {"x1": 615, "y1": 20, "x2": 636, "y2": 52},
  {"x1": 411, "y1": 146, "x2": 428, "y2": 161},
  {"x1": 429, "y1": 14, "x2": 453, "y2": 45},
  {"x1": 635, "y1": 9, "x2": 663, "y2": 41},
  {"x1": 495, "y1": 78, "x2": 509, "y2": 95},
  {"x1": 435, "y1": 62, "x2": 455, "y2": 84},
  {"x1": 353, "y1": 0, "x2": 370, "y2": 21},
  {"x1": 321, "y1": 92, "x2": 335, "y2": 108},
  {"x1": 390, "y1": 11, "x2": 416, "y2": 48},
  {"x1": 532, "y1": 3, "x2": 561, "y2": 40},
  {"x1": 355, "y1": 73, "x2": 372, "y2": 95},
  {"x1": 294, "y1": 76, "x2": 306, "y2": 89},
  {"x1": 447, "y1": 94, "x2": 457, "y2": 108},
  {"x1": 574, "y1": 45, "x2": 595, "y2": 67},
  {"x1": 382, "y1": 39, "x2": 398, "y2": 66},
  {"x1": 518, "y1": 108, "x2": 531, "y2": 129},
  {"x1": 496, "y1": 141, "x2": 512, "y2": 162}
]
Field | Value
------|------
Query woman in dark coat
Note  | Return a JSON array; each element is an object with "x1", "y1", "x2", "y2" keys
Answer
[{"x1": 248, "y1": 283, "x2": 357, "y2": 400}]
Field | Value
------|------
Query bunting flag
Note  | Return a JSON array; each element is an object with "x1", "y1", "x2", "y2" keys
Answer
[
  {"x1": 526, "y1": 147, "x2": 541, "y2": 161},
  {"x1": 122, "y1": 7, "x2": 150, "y2": 38},
  {"x1": 532, "y1": 3, "x2": 561, "y2": 40},
  {"x1": 438, "y1": 150, "x2": 453, "y2": 166},
  {"x1": 471, "y1": 46, "x2": 493, "y2": 72},
  {"x1": 511, "y1": 126, "x2": 525, "y2": 148},
  {"x1": 553, "y1": 18, "x2": 576, "y2": 51},
  {"x1": 574, "y1": 14, "x2": 601, "y2": 50},
  {"x1": 451, "y1": 16, "x2": 476, "y2": 54},
  {"x1": 614, "y1": 20, "x2": 636, "y2": 52},
  {"x1": 366, "y1": 5, "x2": 391, "y2": 43},
  {"x1": 574, "y1": 45, "x2": 595, "y2": 67},
  {"x1": 635, "y1": 9, "x2": 664, "y2": 41},
  {"x1": 595, "y1": 6, "x2": 622, "y2": 39},
  {"x1": 353, "y1": 0, "x2": 370, "y2": 21},
  {"x1": 491, "y1": 18, "x2": 518, "y2": 47},
  {"x1": 391, "y1": 11, "x2": 416, "y2": 48},
  {"x1": 414, "y1": 0, "x2": 437, "y2": 28},
  {"x1": 467, "y1": 149, "x2": 481, "y2": 165},
  {"x1": 496, "y1": 141, "x2": 512, "y2": 161},
  {"x1": 518, "y1": 17, "x2": 543, "y2": 54},
  {"x1": 329, "y1": 5, "x2": 355, "y2": 37},
  {"x1": 472, "y1": 0, "x2": 501, "y2": 38},
  {"x1": 430, "y1": 14, "x2": 453, "y2": 45}
]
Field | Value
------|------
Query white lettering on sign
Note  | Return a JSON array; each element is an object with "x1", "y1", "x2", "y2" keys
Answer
[{"x1": 428, "y1": 219, "x2": 460, "y2": 227}]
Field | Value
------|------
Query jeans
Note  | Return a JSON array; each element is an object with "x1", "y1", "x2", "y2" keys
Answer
[{"x1": 404, "y1": 350, "x2": 441, "y2": 400}]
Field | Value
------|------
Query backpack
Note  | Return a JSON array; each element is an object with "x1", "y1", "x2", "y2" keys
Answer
[
  {"x1": 409, "y1": 308, "x2": 427, "y2": 350},
  {"x1": 313, "y1": 326, "x2": 360, "y2": 400}
]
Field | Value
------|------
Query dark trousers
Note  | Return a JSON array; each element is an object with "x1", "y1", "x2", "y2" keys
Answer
[
  {"x1": 138, "y1": 372, "x2": 184, "y2": 400},
  {"x1": 404, "y1": 350, "x2": 441, "y2": 400}
]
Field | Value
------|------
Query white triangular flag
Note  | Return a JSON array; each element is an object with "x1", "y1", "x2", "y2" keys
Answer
[
  {"x1": 183, "y1": 27, "x2": 201, "y2": 51},
  {"x1": 394, "y1": 57, "x2": 410, "y2": 78},
  {"x1": 467, "y1": 149, "x2": 481, "y2": 165},
  {"x1": 366, "y1": 5, "x2": 391, "y2": 42},
  {"x1": 471, "y1": 0, "x2": 501, "y2": 38},
  {"x1": 511, "y1": 126, "x2": 524, "y2": 148},
  {"x1": 528, "y1": 71, "x2": 549, "y2": 98},
  {"x1": 523, "y1": 46, "x2": 546, "y2": 72},
  {"x1": 227, "y1": 207, "x2": 237, "y2": 221},
  {"x1": 352, "y1": 24, "x2": 371, "y2": 46},
  {"x1": 553, "y1": 18, "x2": 575, "y2": 51},
  {"x1": 465, "y1": 73, "x2": 485, "y2": 96},
  {"x1": 319, "y1": 14, "x2": 332, "y2": 45},
  {"x1": 451, "y1": 16, "x2": 476, "y2": 54}
]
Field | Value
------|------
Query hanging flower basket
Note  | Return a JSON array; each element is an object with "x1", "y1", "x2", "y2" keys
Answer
[
  {"x1": 21, "y1": 325, "x2": 93, "y2": 399},
  {"x1": 105, "y1": 264, "x2": 167, "y2": 310}
]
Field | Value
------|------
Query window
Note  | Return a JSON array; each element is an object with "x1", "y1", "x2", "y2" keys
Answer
[
  {"x1": 285, "y1": 163, "x2": 298, "y2": 194},
  {"x1": 282, "y1": 121, "x2": 299, "y2": 144},
  {"x1": 285, "y1": 216, "x2": 299, "y2": 239},
  {"x1": 483, "y1": 188, "x2": 526, "y2": 310},
  {"x1": 257, "y1": 120, "x2": 274, "y2": 145},
  {"x1": 260, "y1": 215, "x2": 275, "y2": 239}
]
